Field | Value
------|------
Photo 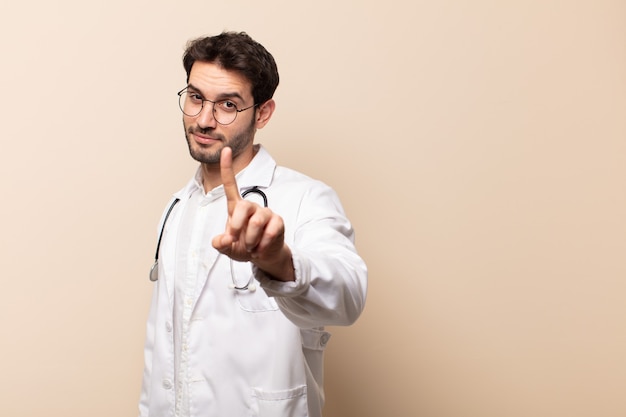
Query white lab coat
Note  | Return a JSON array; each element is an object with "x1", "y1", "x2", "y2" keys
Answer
[{"x1": 139, "y1": 146, "x2": 367, "y2": 417}]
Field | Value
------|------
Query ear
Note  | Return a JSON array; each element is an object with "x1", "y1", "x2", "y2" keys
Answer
[{"x1": 254, "y1": 99, "x2": 276, "y2": 129}]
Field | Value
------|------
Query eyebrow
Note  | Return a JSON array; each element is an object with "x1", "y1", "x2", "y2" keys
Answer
[{"x1": 187, "y1": 83, "x2": 246, "y2": 103}]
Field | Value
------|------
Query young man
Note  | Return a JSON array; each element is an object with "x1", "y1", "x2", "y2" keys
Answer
[{"x1": 139, "y1": 32, "x2": 367, "y2": 417}]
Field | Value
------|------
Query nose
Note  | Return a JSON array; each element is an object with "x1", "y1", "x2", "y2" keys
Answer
[{"x1": 195, "y1": 102, "x2": 218, "y2": 128}]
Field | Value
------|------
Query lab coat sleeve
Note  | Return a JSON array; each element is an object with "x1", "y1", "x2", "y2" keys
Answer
[
  {"x1": 138, "y1": 278, "x2": 159, "y2": 417},
  {"x1": 254, "y1": 183, "x2": 367, "y2": 328},
  {"x1": 138, "y1": 198, "x2": 178, "y2": 416}
]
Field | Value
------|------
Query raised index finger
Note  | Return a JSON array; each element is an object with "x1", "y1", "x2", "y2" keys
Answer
[{"x1": 220, "y1": 146, "x2": 242, "y2": 216}]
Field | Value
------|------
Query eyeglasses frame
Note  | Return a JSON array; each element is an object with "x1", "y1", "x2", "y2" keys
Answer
[{"x1": 177, "y1": 87, "x2": 258, "y2": 125}]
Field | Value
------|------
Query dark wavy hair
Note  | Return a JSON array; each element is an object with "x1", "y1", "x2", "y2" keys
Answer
[{"x1": 183, "y1": 32, "x2": 280, "y2": 105}]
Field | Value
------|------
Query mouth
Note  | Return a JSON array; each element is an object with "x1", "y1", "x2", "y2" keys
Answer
[{"x1": 190, "y1": 129, "x2": 222, "y2": 146}]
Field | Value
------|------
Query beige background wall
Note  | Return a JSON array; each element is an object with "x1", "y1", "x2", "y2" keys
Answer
[{"x1": 1, "y1": 1, "x2": 624, "y2": 416}]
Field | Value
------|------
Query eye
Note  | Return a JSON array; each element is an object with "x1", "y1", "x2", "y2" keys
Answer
[
  {"x1": 217, "y1": 100, "x2": 238, "y2": 112},
  {"x1": 188, "y1": 93, "x2": 204, "y2": 102}
]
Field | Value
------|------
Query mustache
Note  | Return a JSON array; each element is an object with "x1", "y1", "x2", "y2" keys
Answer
[{"x1": 187, "y1": 125, "x2": 224, "y2": 140}]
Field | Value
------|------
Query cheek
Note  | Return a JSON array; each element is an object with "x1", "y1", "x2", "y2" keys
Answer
[{"x1": 182, "y1": 116, "x2": 203, "y2": 134}]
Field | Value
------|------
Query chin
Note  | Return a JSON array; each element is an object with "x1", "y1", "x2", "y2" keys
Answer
[{"x1": 189, "y1": 145, "x2": 222, "y2": 165}]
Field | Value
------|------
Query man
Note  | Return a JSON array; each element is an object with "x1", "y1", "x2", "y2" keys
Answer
[{"x1": 139, "y1": 32, "x2": 367, "y2": 417}]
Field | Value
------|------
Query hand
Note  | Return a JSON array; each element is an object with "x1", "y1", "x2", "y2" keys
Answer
[{"x1": 212, "y1": 147, "x2": 295, "y2": 282}]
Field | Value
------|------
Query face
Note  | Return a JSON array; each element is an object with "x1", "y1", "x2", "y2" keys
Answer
[{"x1": 183, "y1": 61, "x2": 258, "y2": 167}]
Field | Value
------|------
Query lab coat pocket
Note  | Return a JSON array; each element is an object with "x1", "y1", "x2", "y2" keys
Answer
[
  {"x1": 232, "y1": 260, "x2": 279, "y2": 312},
  {"x1": 251, "y1": 385, "x2": 308, "y2": 417}
]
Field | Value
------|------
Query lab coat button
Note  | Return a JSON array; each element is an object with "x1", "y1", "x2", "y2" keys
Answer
[
  {"x1": 320, "y1": 333, "x2": 331, "y2": 347},
  {"x1": 162, "y1": 379, "x2": 173, "y2": 390},
  {"x1": 165, "y1": 322, "x2": 172, "y2": 332}
]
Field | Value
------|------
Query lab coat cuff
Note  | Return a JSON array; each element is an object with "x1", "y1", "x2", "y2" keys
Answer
[{"x1": 253, "y1": 251, "x2": 310, "y2": 297}]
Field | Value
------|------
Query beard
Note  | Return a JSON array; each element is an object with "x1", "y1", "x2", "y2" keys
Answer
[{"x1": 184, "y1": 117, "x2": 256, "y2": 165}]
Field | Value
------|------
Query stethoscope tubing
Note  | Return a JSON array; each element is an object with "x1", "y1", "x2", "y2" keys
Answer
[{"x1": 149, "y1": 197, "x2": 180, "y2": 282}]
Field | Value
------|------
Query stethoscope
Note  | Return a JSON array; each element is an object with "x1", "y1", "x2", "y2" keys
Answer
[{"x1": 149, "y1": 186, "x2": 269, "y2": 292}]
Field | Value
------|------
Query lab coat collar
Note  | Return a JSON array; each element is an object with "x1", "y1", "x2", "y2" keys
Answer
[
  {"x1": 235, "y1": 143, "x2": 276, "y2": 191},
  {"x1": 173, "y1": 144, "x2": 276, "y2": 201}
]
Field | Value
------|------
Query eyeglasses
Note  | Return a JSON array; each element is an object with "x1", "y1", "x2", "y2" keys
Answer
[{"x1": 177, "y1": 87, "x2": 257, "y2": 125}]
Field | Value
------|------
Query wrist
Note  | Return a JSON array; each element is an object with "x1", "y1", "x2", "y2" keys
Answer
[{"x1": 253, "y1": 245, "x2": 295, "y2": 282}]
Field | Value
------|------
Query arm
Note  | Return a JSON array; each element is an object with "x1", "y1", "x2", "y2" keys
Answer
[
  {"x1": 212, "y1": 147, "x2": 367, "y2": 328},
  {"x1": 138, "y1": 284, "x2": 158, "y2": 417},
  {"x1": 254, "y1": 184, "x2": 367, "y2": 328}
]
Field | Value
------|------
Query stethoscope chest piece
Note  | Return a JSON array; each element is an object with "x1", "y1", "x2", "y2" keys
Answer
[{"x1": 149, "y1": 261, "x2": 159, "y2": 282}]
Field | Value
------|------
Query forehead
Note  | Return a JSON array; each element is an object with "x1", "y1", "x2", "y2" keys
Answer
[{"x1": 188, "y1": 61, "x2": 252, "y2": 99}]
